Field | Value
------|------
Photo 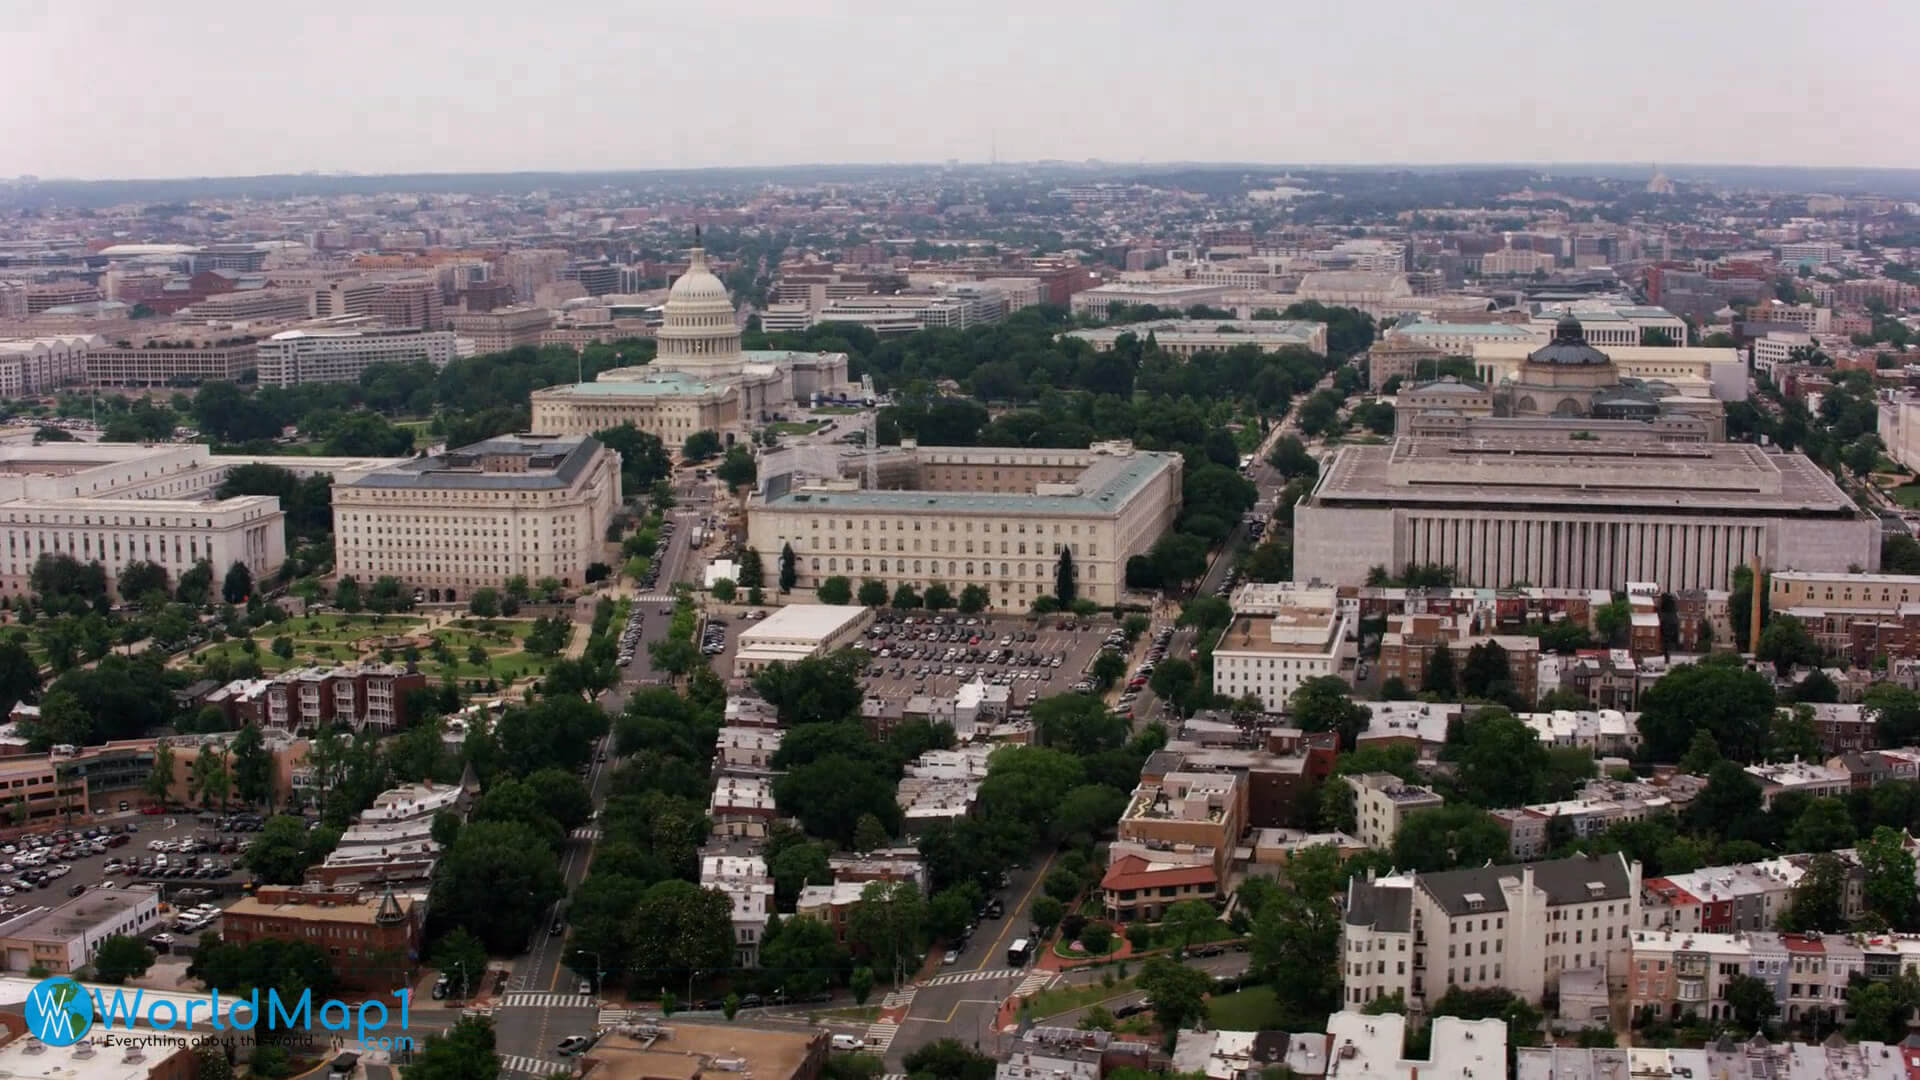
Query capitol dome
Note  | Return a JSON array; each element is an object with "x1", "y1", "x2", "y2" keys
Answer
[{"x1": 654, "y1": 234, "x2": 744, "y2": 376}]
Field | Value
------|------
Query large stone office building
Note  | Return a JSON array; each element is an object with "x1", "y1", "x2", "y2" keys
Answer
[
  {"x1": 1295, "y1": 430, "x2": 1875, "y2": 592},
  {"x1": 332, "y1": 434, "x2": 620, "y2": 599},
  {"x1": 746, "y1": 440, "x2": 1181, "y2": 610}
]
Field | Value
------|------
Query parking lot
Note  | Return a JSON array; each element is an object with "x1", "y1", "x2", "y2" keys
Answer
[
  {"x1": 0, "y1": 813, "x2": 261, "y2": 949},
  {"x1": 851, "y1": 612, "x2": 1121, "y2": 706}
]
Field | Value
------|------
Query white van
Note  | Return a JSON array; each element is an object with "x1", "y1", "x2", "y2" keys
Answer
[{"x1": 830, "y1": 1035, "x2": 865, "y2": 1052}]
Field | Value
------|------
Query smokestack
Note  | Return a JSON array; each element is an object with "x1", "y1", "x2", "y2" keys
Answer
[{"x1": 1747, "y1": 556, "x2": 1764, "y2": 655}]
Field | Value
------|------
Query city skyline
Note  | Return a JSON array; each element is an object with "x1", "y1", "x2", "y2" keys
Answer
[{"x1": 17, "y1": 0, "x2": 1919, "y2": 179}]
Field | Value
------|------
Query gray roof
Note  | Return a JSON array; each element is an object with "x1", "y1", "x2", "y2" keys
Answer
[
  {"x1": 763, "y1": 449, "x2": 1179, "y2": 517},
  {"x1": 1420, "y1": 852, "x2": 1634, "y2": 917},
  {"x1": 1345, "y1": 876, "x2": 1413, "y2": 932},
  {"x1": 1143, "y1": 749, "x2": 1188, "y2": 775},
  {"x1": 344, "y1": 435, "x2": 604, "y2": 491},
  {"x1": 1528, "y1": 315, "x2": 1612, "y2": 367}
]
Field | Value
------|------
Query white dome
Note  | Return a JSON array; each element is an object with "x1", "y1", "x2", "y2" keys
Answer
[
  {"x1": 669, "y1": 255, "x2": 729, "y2": 303},
  {"x1": 654, "y1": 244, "x2": 744, "y2": 375}
]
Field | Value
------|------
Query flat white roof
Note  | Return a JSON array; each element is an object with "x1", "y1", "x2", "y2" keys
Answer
[{"x1": 739, "y1": 603, "x2": 867, "y2": 645}]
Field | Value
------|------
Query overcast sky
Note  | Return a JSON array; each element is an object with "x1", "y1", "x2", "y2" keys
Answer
[{"x1": 16, "y1": 0, "x2": 1917, "y2": 179}]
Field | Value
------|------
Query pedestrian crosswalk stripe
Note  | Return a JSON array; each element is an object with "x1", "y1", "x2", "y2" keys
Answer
[
  {"x1": 1014, "y1": 971, "x2": 1056, "y2": 998},
  {"x1": 598, "y1": 1008, "x2": 640, "y2": 1025},
  {"x1": 633, "y1": 593, "x2": 676, "y2": 603},
  {"x1": 865, "y1": 1021, "x2": 899, "y2": 1050},
  {"x1": 500, "y1": 1053, "x2": 563, "y2": 1076},
  {"x1": 503, "y1": 992, "x2": 596, "y2": 1009},
  {"x1": 922, "y1": 968, "x2": 1018, "y2": 986},
  {"x1": 880, "y1": 988, "x2": 916, "y2": 1009},
  {"x1": 570, "y1": 826, "x2": 601, "y2": 840}
]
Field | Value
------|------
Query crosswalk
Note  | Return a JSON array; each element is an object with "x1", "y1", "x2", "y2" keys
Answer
[
  {"x1": 570, "y1": 826, "x2": 601, "y2": 841},
  {"x1": 633, "y1": 593, "x2": 676, "y2": 603},
  {"x1": 880, "y1": 987, "x2": 916, "y2": 1009},
  {"x1": 502, "y1": 992, "x2": 596, "y2": 1010},
  {"x1": 500, "y1": 1053, "x2": 564, "y2": 1077},
  {"x1": 1013, "y1": 970, "x2": 1056, "y2": 998},
  {"x1": 864, "y1": 1020, "x2": 899, "y2": 1051},
  {"x1": 922, "y1": 967, "x2": 1018, "y2": 987},
  {"x1": 598, "y1": 1007, "x2": 641, "y2": 1025}
]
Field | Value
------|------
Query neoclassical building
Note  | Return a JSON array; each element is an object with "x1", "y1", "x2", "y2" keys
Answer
[
  {"x1": 530, "y1": 237, "x2": 848, "y2": 447},
  {"x1": 1395, "y1": 316, "x2": 1724, "y2": 441}
]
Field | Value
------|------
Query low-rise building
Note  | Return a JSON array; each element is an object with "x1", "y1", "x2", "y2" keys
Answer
[
  {"x1": 1101, "y1": 770, "x2": 1244, "y2": 920},
  {"x1": 1355, "y1": 701, "x2": 1460, "y2": 756},
  {"x1": 1376, "y1": 613, "x2": 1539, "y2": 701},
  {"x1": 713, "y1": 727, "x2": 782, "y2": 775},
  {"x1": 1516, "y1": 709, "x2": 1642, "y2": 756},
  {"x1": 1068, "y1": 282, "x2": 1231, "y2": 320},
  {"x1": 793, "y1": 882, "x2": 866, "y2": 943},
  {"x1": 1212, "y1": 585, "x2": 1355, "y2": 711},
  {"x1": 1000, "y1": 1027, "x2": 1146, "y2": 1080},
  {"x1": 1065, "y1": 318, "x2": 1327, "y2": 358},
  {"x1": 1744, "y1": 759, "x2": 1851, "y2": 808},
  {"x1": 1347, "y1": 772, "x2": 1444, "y2": 851},
  {"x1": 731, "y1": 605, "x2": 873, "y2": 678},
  {"x1": 255, "y1": 325, "x2": 458, "y2": 387},
  {"x1": 709, "y1": 775, "x2": 777, "y2": 839},
  {"x1": 221, "y1": 884, "x2": 423, "y2": 990},
  {"x1": 700, "y1": 853, "x2": 773, "y2": 969},
  {"x1": 0, "y1": 886, "x2": 162, "y2": 974},
  {"x1": 578, "y1": 1018, "x2": 826, "y2": 1080},
  {"x1": 1320, "y1": 1012, "x2": 1509, "y2": 1080}
]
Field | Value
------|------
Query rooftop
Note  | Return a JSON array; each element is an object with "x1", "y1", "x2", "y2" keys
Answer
[
  {"x1": 738, "y1": 604, "x2": 868, "y2": 644},
  {"x1": 224, "y1": 889, "x2": 420, "y2": 927},
  {"x1": 0, "y1": 887, "x2": 158, "y2": 943},
  {"x1": 342, "y1": 435, "x2": 604, "y2": 491},
  {"x1": 761, "y1": 443, "x2": 1179, "y2": 517},
  {"x1": 582, "y1": 1021, "x2": 822, "y2": 1080}
]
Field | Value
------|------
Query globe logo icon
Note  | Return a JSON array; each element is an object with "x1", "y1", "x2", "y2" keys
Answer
[{"x1": 24, "y1": 976, "x2": 93, "y2": 1046}]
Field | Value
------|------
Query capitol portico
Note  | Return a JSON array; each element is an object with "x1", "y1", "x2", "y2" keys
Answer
[{"x1": 530, "y1": 235, "x2": 848, "y2": 447}]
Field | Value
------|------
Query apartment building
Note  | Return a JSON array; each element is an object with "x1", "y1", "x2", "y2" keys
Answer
[
  {"x1": 1340, "y1": 853, "x2": 1641, "y2": 1010},
  {"x1": 370, "y1": 278, "x2": 445, "y2": 330},
  {"x1": 1139, "y1": 730, "x2": 1338, "y2": 831},
  {"x1": 1627, "y1": 928, "x2": 1894, "y2": 1027},
  {"x1": 1375, "y1": 613, "x2": 1539, "y2": 701},
  {"x1": 1211, "y1": 585, "x2": 1354, "y2": 711},
  {"x1": 84, "y1": 334, "x2": 260, "y2": 386},
  {"x1": 1491, "y1": 776, "x2": 1704, "y2": 861},
  {"x1": 447, "y1": 305, "x2": 554, "y2": 353},
  {"x1": 1751, "y1": 330, "x2": 1813, "y2": 377},
  {"x1": 708, "y1": 775, "x2": 777, "y2": 839},
  {"x1": 313, "y1": 276, "x2": 387, "y2": 319},
  {"x1": 1347, "y1": 772, "x2": 1444, "y2": 851},
  {"x1": 221, "y1": 885, "x2": 423, "y2": 991},
  {"x1": 332, "y1": 434, "x2": 620, "y2": 596},
  {"x1": 700, "y1": 853, "x2": 774, "y2": 969},
  {"x1": 251, "y1": 664, "x2": 426, "y2": 733},
  {"x1": 179, "y1": 287, "x2": 313, "y2": 322},
  {"x1": 713, "y1": 726, "x2": 782, "y2": 775},
  {"x1": 1355, "y1": 701, "x2": 1461, "y2": 756},
  {"x1": 1516, "y1": 709, "x2": 1641, "y2": 756},
  {"x1": 1743, "y1": 759, "x2": 1851, "y2": 808},
  {"x1": 1101, "y1": 770, "x2": 1244, "y2": 921}
]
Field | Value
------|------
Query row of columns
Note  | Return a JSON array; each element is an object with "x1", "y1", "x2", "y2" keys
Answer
[{"x1": 1404, "y1": 514, "x2": 1768, "y2": 591}]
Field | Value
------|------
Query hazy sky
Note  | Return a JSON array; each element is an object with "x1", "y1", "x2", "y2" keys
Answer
[{"x1": 17, "y1": 0, "x2": 1919, "y2": 179}]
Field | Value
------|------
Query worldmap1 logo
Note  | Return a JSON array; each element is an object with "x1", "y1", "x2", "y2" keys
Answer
[{"x1": 25, "y1": 976, "x2": 94, "y2": 1046}]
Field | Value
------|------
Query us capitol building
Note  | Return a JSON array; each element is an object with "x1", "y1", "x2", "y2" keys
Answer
[{"x1": 530, "y1": 236, "x2": 849, "y2": 446}]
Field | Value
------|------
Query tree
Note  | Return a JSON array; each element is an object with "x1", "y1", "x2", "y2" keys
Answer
[
  {"x1": 853, "y1": 813, "x2": 890, "y2": 853},
  {"x1": 923, "y1": 582, "x2": 954, "y2": 611},
  {"x1": 1032, "y1": 694, "x2": 1127, "y2": 755},
  {"x1": 1455, "y1": 710, "x2": 1552, "y2": 808},
  {"x1": 145, "y1": 740, "x2": 176, "y2": 802},
  {"x1": 1090, "y1": 650, "x2": 1127, "y2": 689},
  {"x1": 957, "y1": 584, "x2": 989, "y2": 614},
  {"x1": 857, "y1": 579, "x2": 888, "y2": 607},
  {"x1": 847, "y1": 880, "x2": 924, "y2": 985},
  {"x1": 774, "y1": 755, "x2": 899, "y2": 847},
  {"x1": 403, "y1": 1015, "x2": 501, "y2": 1080},
  {"x1": 1148, "y1": 533, "x2": 1208, "y2": 588},
  {"x1": 1758, "y1": 615, "x2": 1823, "y2": 676},
  {"x1": 1459, "y1": 641, "x2": 1510, "y2": 700},
  {"x1": 902, "y1": 1040, "x2": 996, "y2": 1080},
  {"x1": 1710, "y1": 969, "x2": 1776, "y2": 1030},
  {"x1": 1289, "y1": 676, "x2": 1370, "y2": 749},
  {"x1": 229, "y1": 723, "x2": 274, "y2": 808},
  {"x1": 779, "y1": 544, "x2": 797, "y2": 593},
  {"x1": 1868, "y1": 683, "x2": 1920, "y2": 748},
  {"x1": 1031, "y1": 896, "x2": 1064, "y2": 935},
  {"x1": 245, "y1": 815, "x2": 340, "y2": 884},
  {"x1": 1148, "y1": 658, "x2": 1199, "y2": 716},
  {"x1": 1688, "y1": 761, "x2": 1765, "y2": 842},
  {"x1": 711, "y1": 578, "x2": 737, "y2": 603},
  {"x1": 117, "y1": 561, "x2": 168, "y2": 602},
  {"x1": 1636, "y1": 658, "x2": 1776, "y2": 763},
  {"x1": 431, "y1": 821, "x2": 566, "y2": 952},
  {"x1": 816, "y1": 576, "x2": 852, "y2": 605},
  {"x1": 1267, "y1": 436, "x2": 1318, "y2": 480},
  {"x1": 1391, "y1": 806, "x2": 1508, "y2": 872},
  {"x1": 758, "y1": 915, "x2": 847, "y2": 999},
  {"x1": 188, "y1": 748, "x2": 233, "y2": 809},
  {"x1": 849, "y1": 966, "x2": 875, "y2": 1005},
  {"x1": 91, "y1": 934, "x2": 156, "y2": 984},
  {"x1": 468, "y1": 588, "x2": 501, "y2": 618},
  {"x1": 430, "y1": 928, "x2": 489, "y2": 1000},
  {"x1": 1136, "y1": 957, "x2": 1212, "y2": 1032},
  {"x1": 891, "y1": 583, "x2": 922, "y2": 610},
  {"x1": 1160, "y1": 899, "x2": 1218, "y2": 954},
  {"x1": 716, "y1": 445, "x2": 757, "y2": 489},
  {"x1": 1055, "y1": 549, "x2": 1076, "y2": 606},
  {"x1": 1778, "y1": 852, "x2": 1849, "y2": 933},
  {"x1": 221, "y1": 561, "x2": 253, "y2": 605},
  {"x1": 1787, "y1": 796, "x2": 1855, "y2": 853},
  {"x1": 1678, "y1": 729, "x2": 1722, "y2": 774},
  {"x1": 682, "y1": 430, "x2": 723, "y2": 461},
  {"x1": 1860, "y1": 825, "x2": 1919, "y2": 931},
  {"x1": 1424, "y1": 643, "x2": 1457, "y2": 697},
  {"x1": 0, "y1": 641, "x2": 40, "y2": 720}
]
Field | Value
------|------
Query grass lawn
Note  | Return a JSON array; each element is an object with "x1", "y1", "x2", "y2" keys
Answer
[
  {"x1": 277, "y1": 613, "x2": 424, "y2": 643},
  {"x1": 187, "y1": 639, "x2": 300, "y2": 673},
  {"x1": 1155, "y1": 920, "x2": 1236, "y2": 949},
  {"x1": 1023, "y1": 978, "x2": 1134, "y2": 1020},
  {"x1": 1053, "y1": 936, "x2": 1122, "y2": 959},
  {"x1": 771, "y1": 420, "x2": 825, "y2": 435},
  {"x1": 1205, "y1": 986, "x2": 1282, "y2": 1031},
  {"x1": 811, "y1": 405, "x2": 861, "y2": 415},
  {"x1": 427, "y1": 649, "x2": 563, "y2": 683},
  {"x1": 811, "y1": 1006, "x2": 880, "y2": 1023},
  {"x1": 1888, "y1": 484, "x2": 1920, "y2": 508}
]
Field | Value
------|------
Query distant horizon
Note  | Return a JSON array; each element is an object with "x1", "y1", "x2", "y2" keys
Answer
[{"x1": 13, "y1": 158, "x2": 1920, "y2": 187}]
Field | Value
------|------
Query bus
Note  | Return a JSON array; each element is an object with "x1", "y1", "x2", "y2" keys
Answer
[{"x1": 1008, "y1": 938, "x2": 1032, "y2": 967}]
